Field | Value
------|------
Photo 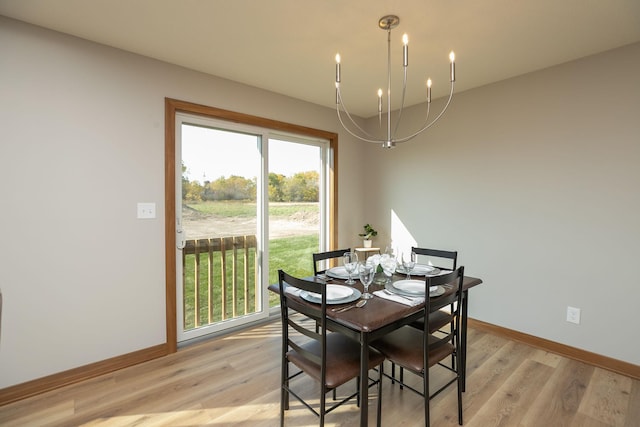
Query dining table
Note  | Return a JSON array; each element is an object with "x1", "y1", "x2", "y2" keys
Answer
[{"x1": 269, "y1": 269, "x2": 483, "y2": 427}]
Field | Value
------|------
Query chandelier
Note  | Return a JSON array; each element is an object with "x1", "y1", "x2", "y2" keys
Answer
[{"x1": 334, "y1": 15, "x2": 456, "y2": 149}]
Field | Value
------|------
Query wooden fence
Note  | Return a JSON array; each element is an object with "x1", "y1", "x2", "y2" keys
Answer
[{"x1": 182, "y1": 235, "x2": 258, "y2": 329}]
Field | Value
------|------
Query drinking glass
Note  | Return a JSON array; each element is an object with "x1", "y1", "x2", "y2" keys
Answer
[
  {"x1": 380, "y1": 254, "x2": 397, "y2": 286},
  {"x1": 358, "y1": 262, "x2": 375, "y2": 299},
  {"x1": 401, "y1": 251, "x2": 416, "y2": 280},
  {"x1": 343, "y1": 251, "x2": 359, "y2": 285},
  {"x1": 384, "y1": 245, "x2": 395, "y2": 257}
]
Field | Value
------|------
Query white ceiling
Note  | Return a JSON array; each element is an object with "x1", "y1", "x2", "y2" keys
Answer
[{"x1": 2, "y1": 0, "x2": 640, "y2": 118}]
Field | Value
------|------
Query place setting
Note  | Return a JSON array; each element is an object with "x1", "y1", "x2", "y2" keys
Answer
[
  {"x1": 396, "y1": 263, "x2": 442, "y2": 276},
  {"x1": 372, "y1": 279, "x2": 445, "y2": 305},
  {"x1": 299, "y1": 283, "x2": 362, "y2": 304},
  {"x1": 325, "y1": 250, "x2": 359, "y2": 284}
]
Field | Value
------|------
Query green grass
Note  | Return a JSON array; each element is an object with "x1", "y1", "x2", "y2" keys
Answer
[
  {"x1": 183, "y1": 233, "x2": 318, "y2": 330},
  {"x1": 185, "y1": 200, "x2": 318, "y2": 217},
  {"x1": 268, "y1": 234, "x2": 317, "y2": 306},
  {"x1": 185, "y1": 200, "x2": 255, "y2": 217},
  {"x1": 181, "y1": 200, "x2": 320, "y2": 330}
]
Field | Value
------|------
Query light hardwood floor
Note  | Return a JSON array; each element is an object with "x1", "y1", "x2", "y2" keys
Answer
[{"x1": 1, "y1": 319, "x2": 639, "y2": 426}]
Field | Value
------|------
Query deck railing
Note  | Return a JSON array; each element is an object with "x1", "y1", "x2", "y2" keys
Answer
[{"x1": 182, "y1": 235, "x2": 258, "y2": 329}]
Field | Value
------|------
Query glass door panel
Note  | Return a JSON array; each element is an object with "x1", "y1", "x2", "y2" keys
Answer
[
  {"x1": 267, "y1": 138, "x2": 326, "y2": 307},
  {"x1": 177, "y1": 119, "x2": 265, "y2": 342}
]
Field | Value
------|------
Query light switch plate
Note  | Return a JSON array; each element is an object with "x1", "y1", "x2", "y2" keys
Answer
[{"x1": 137, "y1": 202, "x2": 156, "y2": 219}]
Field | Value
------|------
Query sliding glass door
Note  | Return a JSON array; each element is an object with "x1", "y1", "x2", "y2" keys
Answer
[{"x1": 175, "y1": 112, "x2": 330, "y2": 342}]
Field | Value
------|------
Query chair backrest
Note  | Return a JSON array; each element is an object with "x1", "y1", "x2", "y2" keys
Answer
[
  {"x1": 424, "y1": 266, "x2": 465, "y2": 350},
  {"x1": 278, "y1": 269, "x2": 328, "y2": 372},
  {"x1": 312, "y1": 248, "x2": 350, "y2": 275},
  {"x1": 412, "y1": 246, "x2": 458, "y2": 271}
]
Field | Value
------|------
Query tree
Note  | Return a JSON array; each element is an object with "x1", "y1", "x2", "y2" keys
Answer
[
  {"x1": 182, "y1": 162, "x2": 204, "y2": 201},
  {"x1": 207, "y1": 175, "x2": 256, "y2": 201},
  {"x1": 268, "y1": 173, "x2": 286, "y2": 202},
  {"x1": 284, "y1": 171, "x2": 319, "y2": 202}
]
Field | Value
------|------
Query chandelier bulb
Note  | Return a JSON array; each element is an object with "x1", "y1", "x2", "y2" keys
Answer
[
  {"x1": 449, "y1": 51, "x2": 456, "y2": 82},
  {"x1": 403, "y1": 34, "x2": 409, "y2": 67}
]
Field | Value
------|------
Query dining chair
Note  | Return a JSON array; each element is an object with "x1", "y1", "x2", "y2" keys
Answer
[
  {"x1": 411, "y1": 247, "x2": 458, "y2": 271},
  {"x1": 372, "y1": 267, "x2": 465, "y2": 426},
  {"x1": 410, "y1": 246, "x2": 458, "y2": 333},
  {"x1": 389, "y1": 247, "x2": 459, "y2": 385},
  {"x1": 278, "y1": 270, "x2": 384, "y2": 426},
  {"x1": 311, "y1": 248, "x2": 353, "y2": 400},
  {"x1": 312, "y1": 248, "x2": 350, "y2": 276}
]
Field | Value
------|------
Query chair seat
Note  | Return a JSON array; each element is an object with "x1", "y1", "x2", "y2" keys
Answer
[
  {"x1": 372, "y1": 327, "x2": 453, "y2": 374},
  {"x1": 288, "y1": 333, "x2": 385, "y2": 389},
  {"x1": 410, "y1": 309, "x2": 452, "y2": 333}
]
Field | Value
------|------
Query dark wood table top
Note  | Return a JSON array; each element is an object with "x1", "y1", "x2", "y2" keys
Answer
[{"x1": 269, "y1": 274, "x2": 483, "y2": 335}]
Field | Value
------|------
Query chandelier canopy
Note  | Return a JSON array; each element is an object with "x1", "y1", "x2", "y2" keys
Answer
[{"x1": 334, "y1": 15, "x2": 456, "y2": 149}]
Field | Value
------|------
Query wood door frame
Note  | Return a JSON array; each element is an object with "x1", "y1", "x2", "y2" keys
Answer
[{"x1": 164, "y1": 98, "x2": 338, "y2": 352}]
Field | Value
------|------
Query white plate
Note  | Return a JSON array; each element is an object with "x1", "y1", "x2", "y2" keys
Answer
[
  {"x1": 396, "y1": 264, "x2": 439, "y2": 276},
  {"x1": 301, "y1": 287, "x2": 362, "y2": 305},
  {"x1": 394, "y1": 279, "x2": 427, "y2": 295},
  {"x1": 430, "y1": 286, "x2": 445, "y2": 297},
  {"x1": 326, "y1": 266, "x2": 357, "y2": 279},
  {"x1": 307, "y1": 284, "x2": 353, "y2": 301},
  {"x1": 385, "y1": 282, "x2": 445, "y2": 298}
]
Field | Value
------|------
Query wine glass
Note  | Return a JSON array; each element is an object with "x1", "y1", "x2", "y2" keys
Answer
[
  {"x1": 401, "y1": 251, "x2": 416, "y2": 280},
  {"x1": 380, "y1": 254, "x2": 397, "y2": 286},
  {"x1": 343, "y1": 251, "x2": 358, "y2": 285},
  {"x1": 384, "y1": 245, "x2": 395, "y2": 257},
  {"x1": 358, "y1": 262, "x2": 375, "y2": 299}
]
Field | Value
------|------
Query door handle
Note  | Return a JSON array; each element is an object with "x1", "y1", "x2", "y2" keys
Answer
[{"x1": 176, "y1": 218, "x2": 186, "y2": 249}]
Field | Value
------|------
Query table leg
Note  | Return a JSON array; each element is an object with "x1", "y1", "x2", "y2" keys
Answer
[
  {"x1": 461, "y1": 289, "x2": 469, "y2": 392},
  {"x1": 360, "y1": 332, "x2": 369, "y2": 427}
]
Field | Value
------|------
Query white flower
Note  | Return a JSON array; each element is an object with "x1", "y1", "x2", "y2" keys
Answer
[{"x1": 367, "y1": 254, "x2": 382, "y2": 267}]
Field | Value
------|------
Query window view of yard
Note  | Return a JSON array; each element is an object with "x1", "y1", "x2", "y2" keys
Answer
[
  {"x1": 182, "y1": 201, "x2": 319, "y2": 329},
  {"x1": 179, "y1": 123, "x2": 325, "y2": 332}
]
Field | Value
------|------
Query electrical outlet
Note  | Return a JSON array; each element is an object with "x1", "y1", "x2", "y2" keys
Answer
[{"x1": 566, "y1": 306, "x2": 581, "y2": 324}]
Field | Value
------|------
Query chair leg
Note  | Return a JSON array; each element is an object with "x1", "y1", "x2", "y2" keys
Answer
[
  {"x1": 424, "y1": 367, "x2": 430, "y2": 427},
  {"x1": 281, "y1": 357, "x2": 290, "y2": 427},
  {"x1": 377, "y1": 363, "x2": 383, "y2": 427},
  {"x1": 283, "y1": 361, "x2": 289, "y2": 410},
  {"x1": 457, "y1": 351, "x2": 463, "y2": 425},
  {"x1": 280, "y1": 387, "x2": 285, "y2": 427},
  {"x1": 320, "y1": 383, "x2": 326, "y2": 426},
  {"x1": 390, "y1": 361, "x2": 396, "y2": 384},
  {"x1": 400, "y1": 366, "x2": 404, "y2": 390}
]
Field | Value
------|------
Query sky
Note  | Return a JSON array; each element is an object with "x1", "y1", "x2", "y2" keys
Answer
[{"x1": 181, "y1": 124, "x2": 322, "y2": 183}]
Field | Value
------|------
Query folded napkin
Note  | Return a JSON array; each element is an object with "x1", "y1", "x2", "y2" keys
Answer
[{"x1": 373, "y1": 290, "x2": 424, "y2": 306}]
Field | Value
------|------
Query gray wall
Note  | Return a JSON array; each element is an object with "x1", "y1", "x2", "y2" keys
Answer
[
  {"x1": 0, "y1": 16, "x2": 366, "y2": 388},
  {"x1": 363, "y1": 42, "x2": 640, "y2": 365},
  {"x1": 1, "y1": 14, "x2": 638, "y2": 389}
]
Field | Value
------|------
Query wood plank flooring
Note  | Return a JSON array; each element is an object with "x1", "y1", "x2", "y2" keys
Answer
[{"x1": 1, "y1": 319, "x2": 638, "y2": 426}]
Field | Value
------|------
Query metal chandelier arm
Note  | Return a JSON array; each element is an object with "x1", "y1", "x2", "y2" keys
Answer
[
  {"x1": 392, "y1": 66, "x2": 409, "y2": 140},
  {"x1": 393, "y1": 82, "x2": 455, "y2": 145},
  {"x1": 336, "y1": 89, "x2": 381, "y2": 143}
]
